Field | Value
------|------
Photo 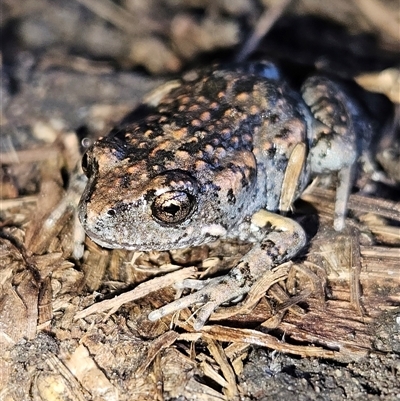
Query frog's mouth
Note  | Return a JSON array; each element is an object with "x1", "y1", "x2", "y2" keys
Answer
[
  {"x1": 83, "y1": 229, "x2": 214, "y2": 252},
  {"x1": 82, "y1": 230, "x2": 120, "y2": 250}
]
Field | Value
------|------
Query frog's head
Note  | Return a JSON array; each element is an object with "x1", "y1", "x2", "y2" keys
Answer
[{"x1": 78, "y1": 136, "x2": 256, "y2": 251}]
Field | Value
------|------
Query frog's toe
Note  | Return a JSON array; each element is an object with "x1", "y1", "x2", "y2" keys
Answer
[{"x1": 147, "y1": 274, "x2": 249, "y2": 330}]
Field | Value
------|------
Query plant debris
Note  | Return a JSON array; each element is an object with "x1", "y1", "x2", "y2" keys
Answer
[{"x1": 1, "y1": 0, "x2": 399, "y2": 400}]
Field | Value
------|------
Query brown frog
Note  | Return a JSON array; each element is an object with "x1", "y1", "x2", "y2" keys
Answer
[{"x1": 78, "y1": 62, "x2": 372, "y2": 329}]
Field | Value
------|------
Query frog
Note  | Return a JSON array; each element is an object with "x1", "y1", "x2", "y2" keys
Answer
[{"x1": 78, "y1": 61, "x2": 372, "y2": 329}]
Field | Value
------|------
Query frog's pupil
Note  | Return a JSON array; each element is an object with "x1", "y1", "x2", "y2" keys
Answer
[{"x1": 163, "y1": 202, "x2": 180, "y2": 216}]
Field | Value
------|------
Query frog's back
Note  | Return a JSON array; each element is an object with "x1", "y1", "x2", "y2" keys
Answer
[{"x1": 114, "y1": 64, "x2": 309, "y2": 206}]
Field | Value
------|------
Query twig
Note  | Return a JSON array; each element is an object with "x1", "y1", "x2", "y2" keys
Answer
[
  {"x1": 352, "y1": 0, "x2": 400, "y2": 42},
  {"x1": 74, "y1": 0, "x2": 162, "y2": 35},
  {"x1": 74, "y1": 266, "x2": 197, "y2": 319},
  {"x1": 235, "y1": 0, "x2": 294, "y2": 62}
]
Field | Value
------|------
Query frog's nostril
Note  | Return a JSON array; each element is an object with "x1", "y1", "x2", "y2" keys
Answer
[{"x1": 107, "y1": 209, "x2": 116, "y2": 216}]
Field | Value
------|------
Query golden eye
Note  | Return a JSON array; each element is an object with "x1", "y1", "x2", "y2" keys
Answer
[{"x1": 151, "y1": 191, "x2": 195, "y2": 224}]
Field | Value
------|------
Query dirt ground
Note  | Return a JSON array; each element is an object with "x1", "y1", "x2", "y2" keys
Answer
[{"x1": 1, "y1": 1, "x2": 400, "y2": 400}]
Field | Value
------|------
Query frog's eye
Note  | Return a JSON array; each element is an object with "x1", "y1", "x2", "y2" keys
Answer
[
  {"x1": 81, "y1": 152, "x2": 90, "y2": 176},
  {"x1": 81, "y1": 150, "x2": 96, "y2": 178},
  {"x1": 151, "y1": 191, "x2": 195, "y2": 224}
]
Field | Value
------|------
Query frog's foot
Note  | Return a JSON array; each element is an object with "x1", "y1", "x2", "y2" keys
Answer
[
  {"x1": 302, "y1": 76, "x2": 369, "y2": 231},
  {"x1": 148, "y1": 210, "x2": 307, "y2": 330},
  {"x1": 148, "y1": 266, "x2": 252, "y2": 330}
]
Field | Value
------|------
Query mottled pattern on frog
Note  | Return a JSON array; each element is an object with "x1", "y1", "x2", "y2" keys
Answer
[
  {"x1": 79, "y1": 65, "x2": 311, "y2": 250},
  {"x1": 78, "y1": 61, "x2": 376, "y2": 328}
]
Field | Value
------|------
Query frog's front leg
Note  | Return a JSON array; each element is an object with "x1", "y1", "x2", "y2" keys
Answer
[
  {"x1": 302, "y1": 76, "x2": 368, "y2": 231},
  {"x1": 148, "y1": 210, "x2": 306, "y2": 330}
]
